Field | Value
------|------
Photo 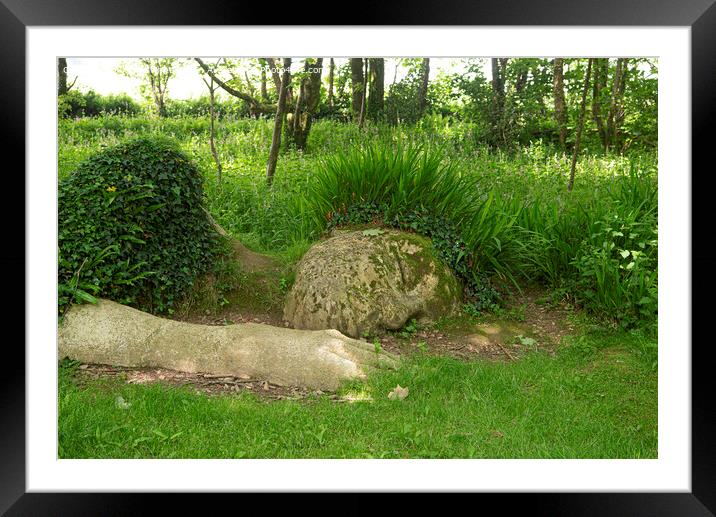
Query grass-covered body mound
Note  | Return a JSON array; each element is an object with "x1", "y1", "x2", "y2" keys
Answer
[
  {"x1": 304, "y1": 141, "x2": 657, "y2": 328},
  {"x1": 305, "y1": 143, "x2": 504, "y2": 312},
  {"x1": 58, "y1": 136, "x2": 219, "y2": 314}
]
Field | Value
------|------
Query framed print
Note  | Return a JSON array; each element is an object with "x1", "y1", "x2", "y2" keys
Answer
[{"x1": 3, "y1": 0, "x2": 715, "y2": 514}]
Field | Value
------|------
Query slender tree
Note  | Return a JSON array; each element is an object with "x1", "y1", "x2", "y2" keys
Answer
[
  {"x1": 258, "y1": 58, "x2": 269, "y2": 101},
  {"x1": 117, "y1": 58, "x2": 177, "y2": 118},
  {"x1": 266, "y1": 58, "x2": 292, "y2": 185},
  {"x1": 552, "y1": 58, "x2": 567, "y2": 151},
  {"x1": 613, "y1": 59, "x2": 629, "y2": 151},
  {"x1": 350, "y1": 58, "x2": 365, "y2": 121},
  {"x1": 200, "y1": 69, "x2": 222, "y2": 184},
  {"x1": 568, "y1": 59, "x2": 593, "y2": 192},
  {"x1": 606, "y1": 58, "x2": 628, "y2": 153},
  {"x1": 591, "y1": 58, "x2": 609, "y2": 151},
  {"x1": 391, "y1": 58, "x2": 402, "y2": 88},
  {"x1": 367, "y1": 58, "x2": 384, "y2": 119},
  {"x1": 327, "y1": 58, "x2": 335, "y2": 108},
  {"x1": 358, "y1": 59, "x2": 368, "y2": 127},
  {"x1": 58, "y1": 58, "x2": 77, "y2": 96},
  {"x1": 417, "y1": 58, "x2": 430, "y2": 118}
]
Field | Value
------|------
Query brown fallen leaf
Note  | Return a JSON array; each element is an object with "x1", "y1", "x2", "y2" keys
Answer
[{"x1": 388, "y1": 385, "x2": 409, "y2": 400}]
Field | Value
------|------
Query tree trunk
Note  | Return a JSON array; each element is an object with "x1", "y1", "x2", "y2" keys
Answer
[
  {"x1": 552, "y1": 58, "x2": 567, "y2": 152},
  {"x1": 350, "y1": 58, "x2": 365, "y2": 121},
  {"x1": 57, "y1": 58, "x2": 77, "y2": 96},
  {"x1": 367, "y1": 58, "x2": 384, "y2": 120},
  {"x1": 258, "y1": 59, "x2": 269, "y2": 101},
  {"x1": 417, "y1": 58, "x2": 430, "y2": 118},
  {"x1": 266, "y1": 58, "x2": 291, "y2": 185},
  {"x1": 568, "y1": 59, "x2": 593, "y2": 192},
  {"x1": 358, "y1": 59, "x2": 368, "y2": 127},
  {"x1": 58, "y1": 299, "x2": 397, "y2": 390},
  {"x1": 58, "y1": 58, "x2": 68, "y2": 95},
  {"x1": 206, "y1": 79, "x2": 222, "y2": 184},
  {"x1": 490, "y1": 58, "x2": 508, "y2": 145},
  {"x1": 327, "y1": 58, "x2": 335, "y2": 108},
  {"x1": 614, "y1": 59, "x2": 629, "y2": 151},
  {"x1": 591, "y1": 58, "x2": 608, "y2": 152},
  {"x1": 284, "y1": 58, "x2": 323, "y2": 150},
  {"x1": 606, "y1": 58, "x2": 627, "y2": 154}
]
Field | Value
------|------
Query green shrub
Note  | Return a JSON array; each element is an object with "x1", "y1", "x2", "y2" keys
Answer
[
  {"x1": 572, "y1": 216, "x2": 658, "y2": 327},
  {"x1": 59, "y1": 90, "x2": 142, "y2": 118},
  {"x1": 58, "y1": 136, "x2": 219, "y2": 315}
]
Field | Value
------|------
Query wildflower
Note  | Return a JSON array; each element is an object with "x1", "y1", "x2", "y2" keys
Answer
[{"x1": 106, "y1": 186, "x2": 117, "y2": 192}]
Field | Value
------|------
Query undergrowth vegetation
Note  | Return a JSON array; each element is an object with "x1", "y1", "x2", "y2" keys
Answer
[
  {"x1": 58, "y1": 115, "x2": 657, "y2": 330},
  {"x1": 58, "y1": 136, "x2": 219, "y2": 315}
]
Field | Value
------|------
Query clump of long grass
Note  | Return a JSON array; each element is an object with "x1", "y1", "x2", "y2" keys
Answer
[
  {"x1": 303, "y1": 141, "x2": 519, "y2": 282},
  {"x1": 306, "y1": 141, "x2": 466, "y2": 222}
]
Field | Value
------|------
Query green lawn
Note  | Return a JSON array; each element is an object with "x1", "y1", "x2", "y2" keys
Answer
[
  {"x1": 58, "y1": 326, "x2": 657, "y2": 459},
  {"x1": 58, "y1": 115, "x2": 657, "y2": 459}
]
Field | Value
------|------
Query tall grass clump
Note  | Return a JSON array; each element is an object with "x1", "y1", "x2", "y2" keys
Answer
[
  {"x1": 304, "y1": 141, "x2": 521, "y2": 308},
  {"x1": 505, "y1": 158, "x2": 658, "y2": 328},
  {"x1": 307, "y1": 141, "x2": 471, "y2": 225}
]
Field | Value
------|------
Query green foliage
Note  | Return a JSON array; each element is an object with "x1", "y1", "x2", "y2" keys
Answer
[
  {"x1": 394, "y1": 318, "x2": 420, "y2": 340},
  {"x1": 164, "y1": 96, "x2": 249, "y2": 119},
  {"x1": 452, "y1": 58, "x2": 658, "y2": 153},
  {"x1": 58, "y1": 136, "x2": 219, "y2": 315},
  {"x1": 59, "y1": 90, "x2": 142, "y2": 118},
  {"x1": 385, "y1": 59, "x2": 427, "y2": 125},
  {"x1": 572, "y1": 217, "x2": 658, "y2": 327},
  {"x1": 58, "y1": 115, "x2": 658, "y2": 328}
]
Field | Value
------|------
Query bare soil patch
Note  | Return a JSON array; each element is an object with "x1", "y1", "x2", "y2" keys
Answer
[
  {"x1": 232, "y1": 240, "x2": 279, "y2": 273},
  {"x1": 374, "y1": 285, "x2": 575, "y2": 362},
  {"x1": 74, "y1": 363, "x2": 334, "y2": 401}
]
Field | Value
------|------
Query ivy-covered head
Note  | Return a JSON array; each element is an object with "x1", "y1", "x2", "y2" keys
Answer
[{"x1": 58, "y1": 136, "x2": 219, "y2": 314}]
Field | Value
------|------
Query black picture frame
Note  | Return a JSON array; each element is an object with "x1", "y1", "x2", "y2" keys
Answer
[{"x1": 2, "y1": 1, "x2": 714, "y2": 514}]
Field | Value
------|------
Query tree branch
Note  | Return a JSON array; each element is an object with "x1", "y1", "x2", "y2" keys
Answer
[
  {"x1": 262, "y1": 58, "x2": 282, "y2": 91},
  {"x1": 195, "y1": 58, "x2": 275, "y2": 113}
]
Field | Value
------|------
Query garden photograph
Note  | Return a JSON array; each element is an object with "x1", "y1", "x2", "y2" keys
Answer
[{"x1": 57, "y1": 55, "x2": 658, "y2": 460}]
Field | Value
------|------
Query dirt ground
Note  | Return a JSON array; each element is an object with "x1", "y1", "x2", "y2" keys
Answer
[
  {"x1": 74, "y1": 275, "x2": 577, "y2": 400},
  {"x1": 372, "y1": 285, "x2": 576, "y2": 361},
  {"x1": 74, "y1": 363, "x2": 326, "y2": 401}
]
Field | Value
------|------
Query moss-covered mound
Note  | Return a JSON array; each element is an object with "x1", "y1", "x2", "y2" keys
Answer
[
  {"x1": 284, "y1": 229, "x2": 461, "y2": 338},
  {"x1": 58, "y1": 137, "x2": 218, "y2": 314}
]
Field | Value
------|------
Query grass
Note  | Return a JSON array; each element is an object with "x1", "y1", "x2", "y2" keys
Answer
[
  {"x1": 57, "y1": 114, "x2": 659, "y2": 459},
  {"x1": 59, "y1": 115, "x2": 657, "y2": 327},
  {"x1": 58, "y1": 327, "x2": 656, "y2": 459}
]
